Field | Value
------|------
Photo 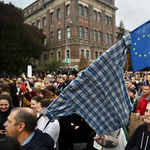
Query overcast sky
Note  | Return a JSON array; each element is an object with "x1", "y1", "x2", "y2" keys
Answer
[{"x1": 2, "y1": 0, "x2": 150, "y2": 31}]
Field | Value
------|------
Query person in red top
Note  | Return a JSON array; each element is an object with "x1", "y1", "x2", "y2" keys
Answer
[{"x1": 136, "y1": 84, "x2": 150, "y2": 119}]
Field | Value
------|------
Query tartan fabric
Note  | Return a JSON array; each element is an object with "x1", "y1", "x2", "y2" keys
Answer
[{"x1": 42, "y1": 33, "x2": 133, "y2": 136}]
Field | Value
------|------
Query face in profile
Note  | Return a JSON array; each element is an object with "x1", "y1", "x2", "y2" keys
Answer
[
  {"x1": 144, "y1": 103, "x2": 150, "y2": 124},
  {"x1": 0, "y1": 99, "x2": 9, "y2": 112},
  {"x1": 31, "y1": 100, "x2": 38, "y2": 113}
]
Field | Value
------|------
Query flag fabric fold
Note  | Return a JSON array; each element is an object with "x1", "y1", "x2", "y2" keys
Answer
[
  {"x1": 42, "y1": 33, "x2": 133, "y2": 136},
  {"x1": 130, "y1": 20, "x2": 150, "y2": 72}
]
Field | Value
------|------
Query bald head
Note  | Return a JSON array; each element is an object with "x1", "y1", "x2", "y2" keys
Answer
[{"x1": 12, "y1": 107, "x2": 37, "y2": 132}]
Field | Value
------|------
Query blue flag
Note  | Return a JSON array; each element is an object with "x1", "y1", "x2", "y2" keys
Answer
[{"x1": 130, "y1": 20, "x2": 150, "y2": 72}]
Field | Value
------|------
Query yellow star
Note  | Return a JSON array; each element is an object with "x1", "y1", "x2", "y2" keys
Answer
[
  {"x1": 148, "y1": 35, "x2": 150, "y2": 37},
  {"x1": 149, "y1": 52, "x2": 150, "y2": 54},
  {"x1": 135, "y1": 52, "x2": 137, "y2": 55},
  {"x1": 144, "y1": 54, "x2": 146, "y2": 57},
  {"x1": 133, "y1": 48, "x2": 135, "y2": 50},
  {"x1": 143, "y1": 35, "x2": 145, "y2": 37},
  {"x1": 138, "y1": 38, "x2": 140, "y2": 40},
  {"x1": 134, "y1": 43, "x2": 136, "y2": 45},
  {"x1": 139, "y1": 55, "x2": 141, "y2": 57}
]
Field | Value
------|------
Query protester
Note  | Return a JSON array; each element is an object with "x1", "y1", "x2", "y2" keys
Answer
[
  {"x1": 4, "y1": 107, "x2": 54, "y2": 150},
  {"x1": 0, "y1": 136, "x2": 22, "y2": 150},
  {"x1": 137, "y1": 82, "x2": 144, "y2": 100},
  {"x1": 0, "y1": 92, "x2": 13, "y2": 134},
  {"x1": 37, "y1": 99, "x2": 60, "y2": 149},
  {"x1": 39, "y1": 89, "x2": 52, "y2": 100},
  {"x1": 57, "y1": 77, "x2": 66, "y2": 92},
  {"x1": 136, "y1": 84, "x2": 150, "y2": 119},
  {"x1": 46, "y1": 86, "x2": 58, "y2": 100},
  {"x1": 125, "y1": 102, "x2": 150, "y2": 150}
]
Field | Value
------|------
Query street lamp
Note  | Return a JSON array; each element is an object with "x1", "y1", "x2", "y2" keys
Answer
[{"x1": 65, "y1": 20, "x2": 73, "y2": 70}]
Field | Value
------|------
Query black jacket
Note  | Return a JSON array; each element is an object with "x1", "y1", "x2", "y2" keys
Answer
[
  {"x1": 22, "y1": 129, "x2": 54, "y2": 150},
  {"x1": 125, "y1": 123, "x2": 150, "y2": 150}
]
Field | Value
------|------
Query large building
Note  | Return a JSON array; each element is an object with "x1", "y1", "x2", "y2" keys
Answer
[{"x1": 23, "y1": 0, "x2": 117, "y2": 68}]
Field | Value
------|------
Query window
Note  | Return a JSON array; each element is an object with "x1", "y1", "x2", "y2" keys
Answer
[
  {"x1": 94, "y1": 30, "x2": 97, "y2": 41},
  {"x1": 58, "y1": 29, "x2": 61, "y2": 41},
  {"x1": 32, "y1": 22, "x2": 35, "y2": 26},
  {"x1": 50, "y1": 53, "x2": 53, "y2": 59},
  {"x1": 66, "y1": 5, "x2": 70, "y2": 16},
  {"x1": 44, "y1": 38, "x2": 47, "y2": 45},
  {"x1": 105, "y1": 15, "x2": 109, "y2": 25},
  {"x1": 51, "y1": 13, "x2": 54, "y2": 22},
  {"x1": 67, "y1": 50, "x2": 70, "y2": 59},
  {"x1": 79, "y1": 5, "x2": 83, "y2": 16},
  {"x1": 43, "y1": 0, "x2": 46, "y2": 2},
  {"x1": 84, "y1": 28, "x2": 88, "y2": 39},
  {"x1": 67, "y1": 26, "x2": 71, "y2": 39},
  {"x1": 109, "y1": 34, "x2": 112, "y2": 44},
  {"x1": 106, "y1": 33, "x2": 109, "y2": 43},
  {"x1": 109, "y1": 17, "x2": 112, "y2": 26},
  {"x1": 98, "y1": 12, "x2": 101, "y2": 22},
  {"x1": 84, "y1": 7, "x2": 88, "y2": 17},
  {"x1": 110, "y1": 0, "x2": 112, "y2": 5},
  {"x1": 32, "y1": 6, "x2": 35, "y2": 11},
  {"x1": 37, "y1": 20, "x2": 40, "y2": 29},
  {"x1": 43, "y1": 17, "x2": 46, "y2": 27},
  {"x1": 57, "y1": 9, "x2": 61, "y2": 19},
  {"x1": 99, "y1": 52, "x2": 102, "y2": 56},
  {"x1": 24, "y1": 12, "x2": 26, "y2": 16},
  {"x1": 86, "y1": 50, "x2": 89, "y2": 62},
  {"x1": 38, "y1": 2, "x2": 40, "y2": 7},
  {"x1": 81, "y1": 50, "x2": 84, "y2": 55},
  {"x1": 43, "y1": 54, "x2": 47, "y2": 63},
  {"x1": 51, "y1": 32, "x2": 54, "y2": 42},
  {"x1": 94, "y1": 11, "x2": 97, "y2": 21},
  {"x1": 58, "y1": 51, "x2": 61, "y2": 61},
  {"x1": 95, "y1": 51, "x2": 98, "y2": 59},
  {"x1": 98, "y1": 31, "x2": 101, "y2": 42},
  {"x1": 79, "y1": 26, "x2": 83, "y2": 38},
  {"x1": 28, "y1": 9, "x2": 30, "y2": 14}
]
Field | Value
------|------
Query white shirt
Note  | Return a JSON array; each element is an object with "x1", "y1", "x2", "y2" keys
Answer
[{"x1": 36, "y1": 116, "x2": 60, "y2": 148}]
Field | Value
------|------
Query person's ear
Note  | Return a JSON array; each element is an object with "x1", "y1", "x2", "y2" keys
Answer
[{"x1": 18, "y1": 122, "x2": 26, "y2": 132}]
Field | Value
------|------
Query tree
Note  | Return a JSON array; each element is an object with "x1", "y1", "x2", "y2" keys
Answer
[
  {"x1": 0, "y1": 2, "x2": 46, "y2": 75},
  {"x1": 78, "y1": 54, "x2": 89, "y2": 72},
  {"x1": 116, "y1": 20, "x2": 125, "y2": 41},
  {"x1": 38, "y1": 59, "x2": 62, "y2": 73}
]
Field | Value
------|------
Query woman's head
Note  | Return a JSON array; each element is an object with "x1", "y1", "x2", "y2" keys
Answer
[
  {"x1": 0, "y1": 92, "x2": 12, "y2": 112},
  {"x1": 31, "y1": 96, "x2": 42, "y2": 112},
  {"x1": 39, "y1": 89, "x2": 52, "y2": 99},
  {"x1": 8, "y1": 83, "x2": 17, "y2": 94},
  {"x1": 128, "y1": 88, "x2": 136, "y2": 98},
  {"x1": 34, "y1": 82, "x2": 43, "y2": 93},
  {"x1": 37, "y1": 98, "x2": 52, "y2": 115},
  {"x1": 46, "y1": 85, "x2": 56, "y2": 95}
]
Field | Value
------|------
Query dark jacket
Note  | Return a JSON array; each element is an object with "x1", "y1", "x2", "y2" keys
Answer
[
  {"x1": 125, "y1": 123, "x2": 150, "y2": 150},
  {"x1": 10, "y1": 93, "x2": 19, "y2": 107},
  {"x1": 22, "y1": 129, "x2": 54, "y2": 150}
]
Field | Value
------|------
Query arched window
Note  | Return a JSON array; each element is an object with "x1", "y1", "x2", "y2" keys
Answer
[
  {"x1": 105, "y1": 15, "x2": 109, "y2": 25},
  {"x1": 85, "y1": 28, "x2": 88, "y2": 39},
  {"x1": 98, "y1": 12, "x2": 101, "y2": 22},
  {"x1": 79, "y1": 26, "x2": 83, "y2": 38},
  {"x1": 94, "y1": 30, "x2": 97, "y2": 41},
  {"x1": 95, "y1": 51, "x2": 98, "y2": 59},
  {"x1": 98, "y1": 31, "x2": 101, "y2": 42},
  {"x1": 51, "y1": 32, "x2": 54, "y2": 42},
  {"x1": 94, "y1": 11, "x2": 97, "y2": 21},
  {"x1": 86, "y1": 50, "x2": 89, "y2": 62},
  {"x1": 50, "y1": 53, "x2": 53, "y2": 59},
  {"x1": 84, "y1": 7, "x2": 88, "y2": 17},
  {"x1": 58, "y1": 51, "x2": 61, "y2": 61},
  {"x1": 51, "y1": 12, "x2": 54, "y2": 22},
  {"x1": 43, "y1": 17, "x2": 46, "y2": 27},
  {"x1": 99, "y1": 52, "x2": 102, "y2": 56},
  {"x1": 106, "y1": 33, "x2": 109, "y2": 43},
  {"x1": 66, "y1": 5, "x2": 70, "y2": 16},
  {"x1": 79, "y1": 5, "x2": 83, "y2": 16},
  {"x1": 109, "y1": 34, "x2": 112, "y2": 44},
  {"x1": 37, "y1": 20, "x2": 40, "y2": 29},
  {"x1": 58, "y1": 29, "x2": 61, "y2": 41},
  {"x1": 67, "y1": 26, "x2": 71, "y2": 39},
  {"x1": 109, "y1": 17, "x2": 112, "y2": 26},
  {"x1": 57, "y1": 9, "x2": 61, "y2": 19},
  {"x1": 81, "y1": 50, "x2": 84, "y2": 55}
]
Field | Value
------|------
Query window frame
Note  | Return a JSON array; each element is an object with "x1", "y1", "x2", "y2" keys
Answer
[
  {"x1": 43, "y1": 17, "x2": 46, "y2": 27},
  {"x1": 58, "y1": 29, "x2": 61, "y2": 41},
  {"x1": 57, "y1": 9, "x2": 61, "y2": 19},
  {"x1": 51, "y1": 32, "x2": 54, "y2": 42},
  {"x1": 84, "y1": 7, "x2": 88, "y2": 18},
  {"x1": 84, "y1": 27, "x2": 88, "y2": 40},
  {"x1": 79, "y1": 26, "x2": 83, "y2": 38},
  {"x1": 66, "y1": 5, "x2": 70, "y2": 16},
  {"x1": 79, "y1": 5, "x2": 83, "y2": 16},
  {"x1": 94, "y1": 30, "x2": 97, "y2": 41},
  {"x1": 94, "y1": 11, "x2": 97, "y2": 21}
]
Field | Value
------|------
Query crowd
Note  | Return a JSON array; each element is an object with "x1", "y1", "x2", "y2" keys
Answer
[{"x1": 0, "y1": 69, "x2": 150, "y2": 150}]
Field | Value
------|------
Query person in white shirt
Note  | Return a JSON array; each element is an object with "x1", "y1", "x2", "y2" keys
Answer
[{"x1": 37, "y1": 98, "x2": 60, "y2": 149}]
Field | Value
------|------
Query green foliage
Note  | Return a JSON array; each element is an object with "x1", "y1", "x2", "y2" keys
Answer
[
  {"x1": 116, "y1": 20, "x2": 125, "y2": 41},
  {"x1": 38, "y1": 59, "x2": 62, "y2": 72},
  {"x1": 0, "y1": 2, "x2": 46, "y2": 75},
  {"x1": 78, "y1": 54, "x2": 89, "y2": 72}
]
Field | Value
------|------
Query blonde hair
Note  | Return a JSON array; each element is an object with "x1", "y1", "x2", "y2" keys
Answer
[{"x1": 34, "y1": 82, "x2": 43, "y2": 94}]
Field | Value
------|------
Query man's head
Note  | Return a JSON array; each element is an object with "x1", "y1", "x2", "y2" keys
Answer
[
  {"x1": 44, "y1": 79, "x2": 53, "y2": 87},
  {"x1": 138, "y1": 82, "x2": 144, "y2": 90},
  {"x1": 59, "y1": 77, "x2": 64, "y2": 84},
  {"x1": 144, "y1": 85, "x2": 150, "y2": 97},
  {"x1": 4, "y1": 107, "x2": 37, "y2": 141},
  {"x1": 69, "y1": 75, "x2": 73, "y2": 82},
  {"x1": 125, "y1": 79, "x2": 132, "y2": 89},
  {"x1": 147, "y1": 74, "x2": 150, "y2": 83},
  {"x1": 144, "y1": 102, "x2": 150, "y2": 124},
  {"x1": 62, "y1": 74, "x2": 67, "y2": 81}
]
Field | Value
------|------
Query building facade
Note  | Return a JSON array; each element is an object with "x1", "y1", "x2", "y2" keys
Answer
[{"x1": 23, "y1": 0, "x2": 117, "y2": 68}]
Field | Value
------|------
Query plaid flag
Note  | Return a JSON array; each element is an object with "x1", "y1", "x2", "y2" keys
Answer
[{"x1": 42, "y1": 33, "x2": 133, "y2": 136}]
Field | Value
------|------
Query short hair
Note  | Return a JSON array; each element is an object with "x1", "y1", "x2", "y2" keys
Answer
[
  {"x1": 46, "y1": 85, "x2": 56, "y2": 94},
  {"x1": 11, "y1": 107, "x2": 37, "y2": 132},
  {"x1": 45, "y1": 79, "x2": 53, "y2": 83},
  {"x1": 0, "y1": 83, "x2": 9, "y2": 92},
  {"x1": 0, "y1": 92, "x2": 12, "y2": 106},
  {"x1": 145, "y1": 84, "x2": 150, "y2": 89},
  {"x1": 138, "y1": 82, "x2": 144, "y2": 86},
  {"x1": 38, "y1": 98, "x2": 52, "y2": 108},
  {"x1": 129, "y1": 88, "x2": 136, "y2": 95},
  {"x1": 8, "y1": 83, "x2": 17, "y2": 94},
  {"x1": 39, "y1": 89, "x2": 52, "y2": 99},
  {"x1": 0, "y1": 136, "x2": 22, "y2": 150},
  {"x1": 125, "y1": 79, "x2": 132, "y2": 83},
  {"x1": 31, "y1": 96, "x2": 42, "y2": 103}
]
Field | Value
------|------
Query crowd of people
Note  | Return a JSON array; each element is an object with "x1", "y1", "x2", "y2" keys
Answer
[{"x1": 0, "y1": 69, "x2": 150, "y2": 150}]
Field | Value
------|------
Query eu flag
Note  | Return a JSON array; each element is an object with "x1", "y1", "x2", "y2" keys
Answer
[{"x1": 130, "y1": 20, "x2": 150, "y2": 72}]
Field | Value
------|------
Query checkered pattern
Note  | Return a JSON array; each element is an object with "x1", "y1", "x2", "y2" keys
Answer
[{"x1": 42, "y1": 33, "x2": 133, "y2": 135}]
